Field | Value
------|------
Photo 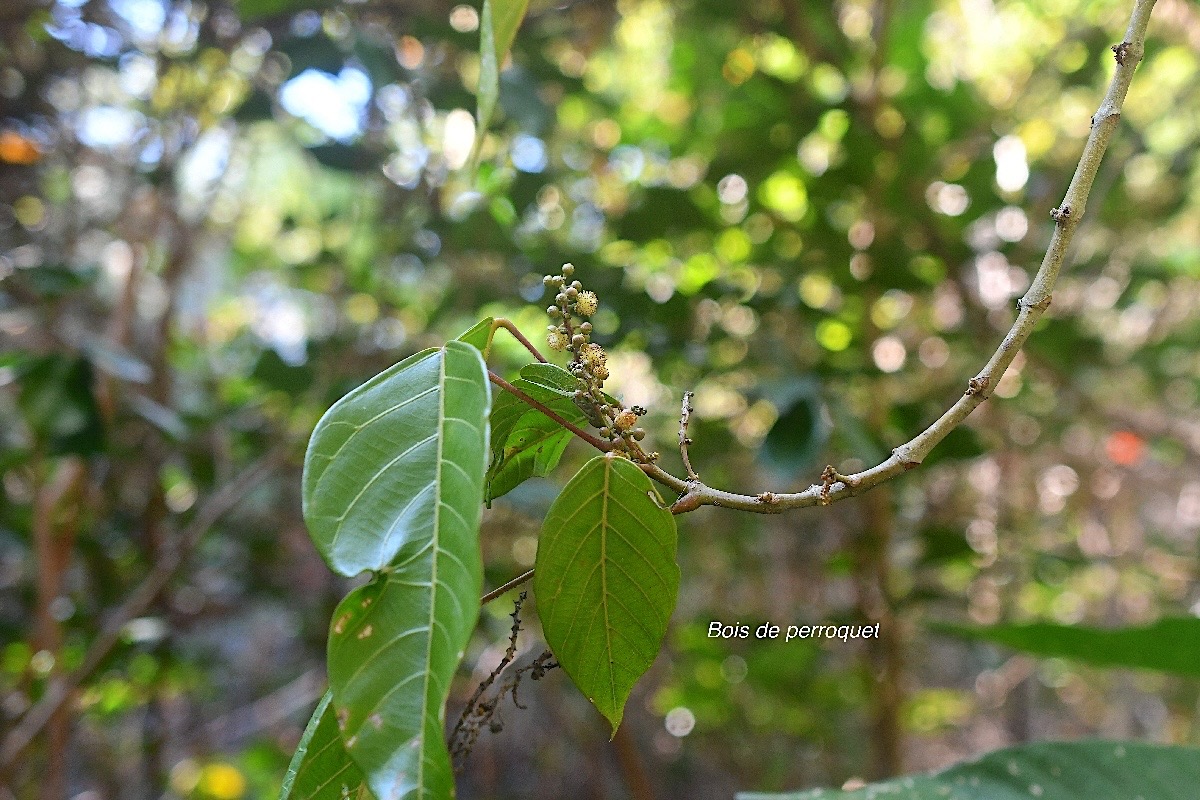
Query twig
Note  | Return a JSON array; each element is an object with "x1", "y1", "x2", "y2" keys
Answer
[
  {"x1": 0, "y1": 453, "x2": 281, "y2": 774},
  {"x1": 489, "y1": 318, "x2": 547, "y2": 363},
  {"x1": 449, "y1": 592, "x2": 527, "y2": 769},
  {"x1": 487, "y1": 371, "x2": 613, "y2": 452},
  {"x1": 507, "y1": 649, "x2": 558, "y2": 710},
  {"x1": 677, "y1": 391, "x2": 699, "y2": 481},
  {"x1": 651, "y1": 0, "x2": 1157, "y2": 515},
  {"x1": 480, "y1": 568, "x2": 534, "y2": 606},
  {"x1": 449, "y1": 645, "x2": 559, "y2": 769}
]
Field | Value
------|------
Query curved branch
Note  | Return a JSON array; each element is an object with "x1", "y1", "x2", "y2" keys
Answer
[{"x1": 656, "y1": 0, "x2": 1156, "y2": 514}]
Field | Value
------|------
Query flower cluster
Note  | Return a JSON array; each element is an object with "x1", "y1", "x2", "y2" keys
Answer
[{"x1": 543, "y1": 264, "x2": 651, "y2": 456}]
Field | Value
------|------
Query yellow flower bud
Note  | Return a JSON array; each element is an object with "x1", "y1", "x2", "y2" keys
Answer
[
  {"x1": 575, "y1": 290, "x2": 598, "y2": 317},
  {"x1": 614, "y1": 410, "x2": 638, "y2": 432}
]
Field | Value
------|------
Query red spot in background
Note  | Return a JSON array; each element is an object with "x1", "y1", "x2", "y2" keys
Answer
[{"x1": 1105, "y1": 431, "x2": 1144, "y2": 466}]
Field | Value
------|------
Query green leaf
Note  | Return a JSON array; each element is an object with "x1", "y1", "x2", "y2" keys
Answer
[
  {"x1": 737, "y1": 740, "x2": 1200, "y2": 799},
  {"x1": 328, "y1": 567, "x2": 482, "y2": 800},
  {"x1": 486, "y1": 363, "x2": 589, "y2": 503},
  {"x1": 933, "y1": 617, "x2": 1200, "y2": 677},
  {"x1": 534, "y1": 454, "x2": 679, "y2": 733},
  {"x1": 280, "y1": 690, "x2": 367, "y2": 800},
  {"x1": 302, "y1": 341, "x2": 490, "y2": 577},
  {"x1": 474, "y1": 0, "x2": 531, "y2": 160},
  {"x1": 456, "y1": 317, "x2": 495, "y2": 354},
  {"x1": 308, "y1": 344, "x2": 489, "y2": 800}
]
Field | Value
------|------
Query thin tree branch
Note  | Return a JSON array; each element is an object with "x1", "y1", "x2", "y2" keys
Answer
[
  {"x1": 0, "y1": 453, "x2": 282, "y2": 774},
  {"x1": 487, "y1": 371, "x2": 613, "y2": 452},
  {"x1": 480, "y1": 568, "x2": 535, "y2": 606},
  {"x1": 654, "y1": 0, "x2": 1157, "y2": 514},
  {"x1": 489, "y1": 318, "x2": 547, "y2": 363}
]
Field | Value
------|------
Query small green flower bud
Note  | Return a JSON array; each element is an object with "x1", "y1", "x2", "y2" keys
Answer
[
  {"x1": 579, "y1": 322, "x2": 593, "y2": 334},
  {"x1": 561, "y1": 263, "x2": 575, "y2": 276},
  {"x1": 571, "y1": 333, "x2": 586, "y2": 347},
  {"x1": 555, "y1": 293, "x2": 567, "y2": 305},
  {"x1": 571, "y1": 280, "x2": 582, "y2": 291},
  {"x1": 565, "y1": 287, "x2": 579, "y2": 300},
  {"x1": 632, "y1": 429, "x2": 646, "y2": 441},
  {"x1": 548, "y1": 306, "x2": 561, "y2": 317}
]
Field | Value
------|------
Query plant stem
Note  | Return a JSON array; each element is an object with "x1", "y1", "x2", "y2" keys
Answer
[
  {"x1": 480, "y1": 568, "x2": 535, "y2": 606},
  {"x1": 490, "y1": 318, "x2": 547, "y2": 363},
  {"x1": 677, "y1": 391, "x2": 699, "y2": 481},
  {"x1": 487, "y1": 371, "x2": 613, "y2": 452}
]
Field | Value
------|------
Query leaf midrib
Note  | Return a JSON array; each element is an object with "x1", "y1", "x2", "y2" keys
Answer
[
  {"x1": 416, "y1": 346, "x2": 449, "y2": 797},
  {"x1": 600, "y1": 459, "x2": 616, "y2": 710}
]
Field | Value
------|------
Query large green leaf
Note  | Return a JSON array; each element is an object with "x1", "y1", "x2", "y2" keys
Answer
[
  {"x1": 934, "y1": 617, "x2": 1200, "y2": 677},
  {"x1": 474, "y1": 0, "x2": 530, "y2": 159},
  {"x1": 280, "y1": 690, "x2": 367, "y2": 800},
  {"x1": 302, "y1": 341, "x2": 490, "y2": 577},
  {"x1": 307, "y1": 340, "x2": 488, "y2": 799},
  {"x1": 738, "y1": 740, "x2": 1200, "y2": 799},
  {"x1": 486, "y1": 363, "x2": 588, "y2": 503},
  {"x1": 327, "y1": 564, "x2": 482, "y2": 800},
  {"x1": 534, "y1": 454, "x2": 679, "y2": 733}
]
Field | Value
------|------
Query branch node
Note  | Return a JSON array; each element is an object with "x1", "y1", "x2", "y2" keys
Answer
[
  {"x1": 1111, "y1": 41, "x2": 1132, "y2": 65},
  {"x1": 1049, "y1": 205, "x2": 1072, "y2": 224},
  {"x1": 1017, "y1": 295, "x2": 1052, "y2": 312},
  {"x1": 965, "y1": 376, "x2": 991, "y2": 397},
  {"x1": 756, "y1": 491, "x2": 778, "y2": 505},
  {"x1": 890, "y1": 448, "x2": 920, "y2": 471},
  {"x1": 670, "y1": 489, "x2": 705, "y2": 515},
  {"x1": 818, "y1": 465, "x2": 857, "y2": 504}
]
